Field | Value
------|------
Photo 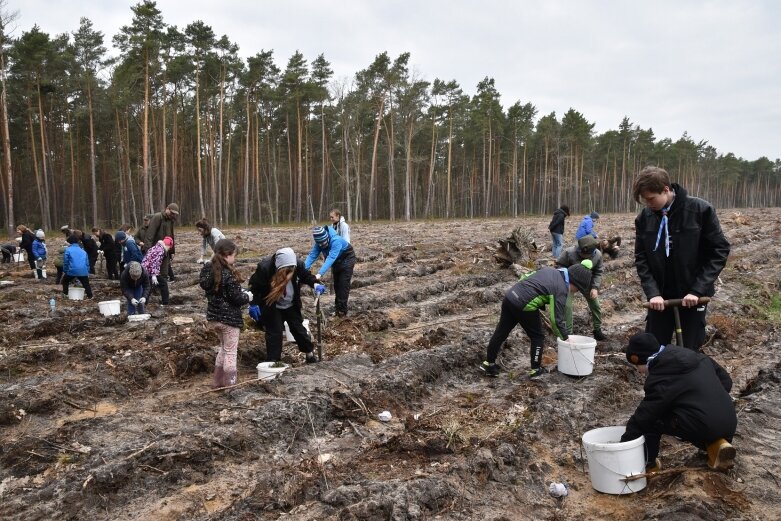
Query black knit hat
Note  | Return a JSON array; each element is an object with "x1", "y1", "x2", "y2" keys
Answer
[
  {"x1": 567, "y1": 263, "x2": 592, "y2": 294},
  {"x1": 625, "y1": 332, "x2": 661, "y2": 365}
]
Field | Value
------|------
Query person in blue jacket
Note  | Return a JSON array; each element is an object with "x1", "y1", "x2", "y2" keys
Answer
[
  {"x1": 120, "y1": 261, "x2": 151, "y2": 315},
  {"x1": 305, "y1": 225, "x2": 356, "y2": 317},
  {"x1": 115, "y1": 231, "x2": 143, "y2": 265},
  {"x1": 32, "y1": 230, "x2": 48, "y2": 279},
  {"x1": 575, "y1": 211, "x2": 600, "y2": 240},
  {"x1": 62, "y1": 235, "x2": 93, "y2": 299}
]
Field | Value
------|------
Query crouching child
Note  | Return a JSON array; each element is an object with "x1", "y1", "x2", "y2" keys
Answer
[
  {"x1": 120, "y1": 261, "x2": 151, "y2": 314},
  {"x1": 621, "y1": 332, "x2": 737, "y2": 472},
  {"x1": 199, "y1": 239, "x2": 252, "y2": 388}
]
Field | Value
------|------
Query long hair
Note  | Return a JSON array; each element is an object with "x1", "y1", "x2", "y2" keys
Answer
[
  {"x1": 211, "y1": 239, "x2": 242, "y2": 293},
  {"x1": 195, "y1": 218, "x2": 212, "y2": 235},
  {"x1": 265, "y1": 266, "x2": 294, "y2": 307}
]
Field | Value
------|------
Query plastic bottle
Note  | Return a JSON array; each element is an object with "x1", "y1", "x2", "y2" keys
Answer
[{"x1": 49, "y1": 298, "x2": 56, "y2": 312}]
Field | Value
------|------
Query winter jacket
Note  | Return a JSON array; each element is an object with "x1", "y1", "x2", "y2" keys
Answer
[
  {"x1": 201, "y1": 227, "x2": 226, "y2": 257},
  {"x1": 248, "y1": 255, "x2": 319, "y2": 311},
  {"x1": 575, "y1": 215, "x2": 598, "y2": 240},
  {"x1": 120, "y1": 265, "x2": 152, "y2": 301},
  {"x1": 122, "y1": 237, "x2": 143, "y2": 264},
  {"x1": 556, "y1": 246, "x2": 604, "y2": 290},
  {"x1": 82, "y1": 234, "x2": 99, "y2": 260},
  {"x1": 32, "y1": 239, "x2": 47, "y2": 260},
  {"x1": 53, "y1": 246, "x2": 66, "y2": 269},
  {"x1": 98, "y1": 232, "x2": 118, "y2": 260},
  {"x1": 304, "y1": 226, "x2": 355, "y2": 276},
  {"x1": 134, "y1": 225, "x2": 149, "y2": 251},
  {"x1": 505, "y1": 267, "x2": 569, "y2": 339},
  {"x1": 621, "y1": 344, "x2": 736, "y2": 443},
  {"x1": 146, "y1": 212, "x2": 175, "y2": 253},
  {"x1": 634, "y1": 184, "x2": 730, "y2": 299},
  {"x1": 548, "y1": 208, "x2": 567, "y2": 234},
  {"x1": 332, "y1": 217, "x2": 351, "y2": 244},
  {"x1": 63, "y1": 244, "x2": 89, "y2": 276},
  {"x1": 199, "y1": 262, "x2": 249, "y2": 329},
  {"x1": 141, "y1": 242, "x2": 166, "y2": 277},
  {"x1": 19, "y1": 230, "x2": 35, "y2": 253}
]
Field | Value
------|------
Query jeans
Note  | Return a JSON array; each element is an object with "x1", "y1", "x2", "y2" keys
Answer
[
  {"x1": 551, "y1": 233, "x2": 564, "y2": 258},
  {"x1": 126, "y1": 285, "x2": 146, "y2": 314}
]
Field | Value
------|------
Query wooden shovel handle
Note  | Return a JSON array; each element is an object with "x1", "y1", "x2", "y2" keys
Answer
[{"x1": 642, "y1": 297, "x2": 711, "y2": 309}]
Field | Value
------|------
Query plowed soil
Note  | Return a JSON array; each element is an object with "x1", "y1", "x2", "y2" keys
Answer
[{"x1": 1, "y1": 209, "x2": 780, "y2": 521}]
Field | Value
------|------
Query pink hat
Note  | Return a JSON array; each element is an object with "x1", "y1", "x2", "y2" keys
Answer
[{"x1": 163, "y1": 236, "x2": 174, "y2": 249}]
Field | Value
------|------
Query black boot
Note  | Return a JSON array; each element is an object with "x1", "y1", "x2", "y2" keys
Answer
[{"x1": 593, "y1": 329, "x2": 607, "y2": 341}]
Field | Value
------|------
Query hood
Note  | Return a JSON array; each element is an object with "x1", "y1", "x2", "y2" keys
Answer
[
  {"x1": 648, "y1": 345, "x2": 701, "y2": 376},
  {"x1": 275, "y1": 247, "x2": 297, "y2": 269}
]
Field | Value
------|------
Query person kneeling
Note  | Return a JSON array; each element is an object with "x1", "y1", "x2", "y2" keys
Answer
[
  {"x1": 249, "y1": 247, "x2": 326, "y2": 364},
  {"x1": 621, "y1": 332, "x2": 737, "y2": 472},
  {"x1": 120, "y1": 261, "x2": 151, "y2": 314}
]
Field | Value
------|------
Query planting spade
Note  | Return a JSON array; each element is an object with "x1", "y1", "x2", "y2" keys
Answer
[{"x1": 643, "y1": 297, "x2": 711, "y2": 347}]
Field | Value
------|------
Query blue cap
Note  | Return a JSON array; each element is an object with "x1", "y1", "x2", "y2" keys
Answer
[{"x1": 115, "y1": 231, "x2": 127, "y2": 242}]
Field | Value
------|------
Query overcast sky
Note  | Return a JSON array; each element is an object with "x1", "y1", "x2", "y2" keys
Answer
[{"x1": 6, "y1": 0, "x2": 780, "y2": 161}]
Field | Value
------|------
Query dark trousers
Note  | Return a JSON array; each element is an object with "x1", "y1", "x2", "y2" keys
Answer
[
  {"x1": 646, "y1": 304, "x2": 707, "y2": 350},
  {"x1": 332, "y1": 255, "x2": 356, "y2": 315},
  {"x1": 126, "y1": 285, "x2": 145, "y2": 314},
  {"x1": 642, "y1": 416, "x2": 733, "y2": 464},
  {"x1": 153, "y1": 275, "x2": 170, "y2": 305},
  {"x1": 486, "y1": 298, "x2": 546, "y2": 368},
  {"x1": 88, "y1": 253, "x2": 98, "y2": 274},
  {"x1": 62, "y1": 275, "x2": 93, "y2": 298},
  {"x1": 55, "y1": 266, "x2": 64, "y2": 284},
  {"x1": 25, "y1": 248, "x2": 35, "y2": 270},
  {"x1": 262, "y1": 305, "x2": 313, "y2": 361},
  {"x1": 105, "y1": 254, "x2": 119, "y2": 280}
]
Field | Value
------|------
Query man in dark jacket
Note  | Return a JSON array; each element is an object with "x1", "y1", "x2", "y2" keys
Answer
[
  {"x1": 134, "y1": 215, "x2": 152, "y2": 253},
  {"x1": 621, "y1": 332, "x2": 737, "y2": 472},
  {"x1": 480, "y1": 263, "x2": 592, "y2": 378},
  {"x1": 146, "y1": 203, "x2": 179, "y2": 286},
  {"x1": 556, "y1": 236, "x2": 606, "y2": 340},
  {"x1": 93, "y1": 227, "x2": 119, "y2": 280},
  {"x1": 548, "y1": 205, "x2": 570, "y2": 258},
  {"x1": 77, "y1": 231, "x2": 100, "y2": 275},
  {"x1": 633, "y1": 166, "x2": 730, "y2": 350}
]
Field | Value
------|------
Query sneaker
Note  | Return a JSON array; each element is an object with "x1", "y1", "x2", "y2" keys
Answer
[
  {"x1": 707, "y1": 439, "x2": 736, "y2": 471},
  {"x1": 305, "y1": 352, "x2": 319, "y2": 364},
  {"x1": 528, "y1": 366, "x2": 550, "y2": 378},
  {"x1": 479, "y1": 361, "x2": 500, "y2": 377},
  {"x1": 645, "y1": 458, "x2": 662, "y2": 473},
  {"x1": 593, "y1": 329, "x2": 607, "y2": 341}
]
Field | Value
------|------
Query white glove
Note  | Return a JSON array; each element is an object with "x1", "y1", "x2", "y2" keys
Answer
[
  {"x1": 243, "y1": 290, "x2": 253, "y2": 302},
  {"x1": 151, "y1": 275, "x2": 159, "y2": 286},
  {"x1": 131, "y1": 298, "x2": 139, "y2": 306},
  {"x1": 196, "y1": 257, "x2": 204, "y2": 264},
  {"x1": 139, "y1": 297, "x2": 146, "y2": 305},
  {"x1": 315, "y1": 273, "x2": 322, "y2": 281}
]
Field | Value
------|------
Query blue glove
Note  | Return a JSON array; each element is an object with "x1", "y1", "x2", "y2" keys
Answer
[
  {"x1": 248, "y1": 304, "x2": 261, "y2": 323},
  {"x1": 314, "y1": 283, "x2": 326, "y2": 296}
]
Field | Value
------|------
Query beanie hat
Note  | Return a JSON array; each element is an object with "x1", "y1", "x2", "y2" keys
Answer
[
  {"x1": 567, "y1": 263, "x2": 592, "y2": 294},
  {"x1": 578, "y1": 236, "x2": 599, "y2": 254},
  {"x1": 590, "y1": 211, "x2": 600, "y2": 219},
  {"x1": 163, "y1": 236, "x2": 174, "y2": 249},
  {"x1": 66, "y1": 234, "x2": 79, "y2": 244},
  {"x1": 115, "y1": 231, "x2": 127, "y2": 242},
  {"x1": 312, "y1": 226, "x2": 329, "y2": 245},
  {"x1": 128, "y1": 261, "x2": 142, "y2": 279},
  {"x1": 36, "y1": 230, "x2": 45, "y2": 239},
  {"x1": 274, "y1": 247, "x2": 297, "y2": 269},
  {"x1": 625, "y1": 332, "x2": 661, "y2": 365}
]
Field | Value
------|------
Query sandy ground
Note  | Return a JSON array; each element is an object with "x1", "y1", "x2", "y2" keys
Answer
[{"x1": 1, "y1": 208, "x2": 780, "y2": 521}]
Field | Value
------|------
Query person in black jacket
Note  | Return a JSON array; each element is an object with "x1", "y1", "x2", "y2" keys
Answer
[
  {"x1": 199, "y1": 239, "x2": 252, "y2": 388},
  {"x1": 16, "y1": 225, "x2": 37, "y2": 270},
  {"x1": 71, "y1": 229, "x2": 100, "y2": 275},
  {"x1": 621, "y1": 332, "x2": 737, "y2": 472},
  {"x1": 93, "y1": 227, "x2": 119, "y2": 280},
  {"x1": 248, "y1": 247, "x2": 326, "y2": 363},
  {"x1": 633, "y1": 166, "x2": 730, "y2": 350},
  {"x1": 548, "y1": 205, "x2": 570, "y2": 258}
]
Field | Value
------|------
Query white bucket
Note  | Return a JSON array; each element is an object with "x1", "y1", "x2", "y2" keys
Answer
[
  {"x1": 35, "y1": 269, "x2": 47, "y2": 279},
  {"x1": 582, "y1": 426, "x2": 647, "y2": 494},
  {"x1": 283, "y1": 319, "x2": 310, "y2": 342},
  {"x1": 256, "y1": 361, "x2": 289, "y2": 381},
  {"x1": 98, "y1": 300, "x2": 121, "y2": 317},
  {"x1": 557, "y1": 335, "x2": 596, "y2": 376},
  {"x1": 13, "y1": 252, "x2": 24, "y2": 263},
  {"x1": 68, "y1": 287, "x2": 85, "y2": 300}
]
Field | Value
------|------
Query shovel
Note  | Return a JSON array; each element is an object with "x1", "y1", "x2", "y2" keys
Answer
[{"x1": 643, "y1": 297, "x2": 711, "y2": 347}]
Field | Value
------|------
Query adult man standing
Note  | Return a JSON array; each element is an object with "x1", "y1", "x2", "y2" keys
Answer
[
  {"x1": 633, "y1": 166, "x2": 730, "y2": 350},
  {"x1": 145, "y1": 203, "x2": 179, "y2": 304},
  {"x1": 556, "y1": 236, "x2": 606, "y2": 341},
  {"x1": 548, "y1": 205, "x2": 569, "y2": 258},
  {"x1": 134, "y1": 214, "x2": 153, "y2": 253}
]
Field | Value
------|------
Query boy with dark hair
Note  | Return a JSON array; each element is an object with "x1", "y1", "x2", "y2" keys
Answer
[
  {"x1": 556, "y1": 235, "x2": 606, "y2": 340},
  {"x1": 548, "y1": 205, "x2": 570, "y2": 258},
  {"x1": 633, "y1": 166, "x2": 730, "y2": 350},
  {"x1": 621, "y1": 332, "x2": 737, "y2": 472}
]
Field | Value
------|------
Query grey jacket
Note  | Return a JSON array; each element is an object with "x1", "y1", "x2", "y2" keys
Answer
[{"x1": 556, "y1": 246, "x2": 603, "y2": 290}]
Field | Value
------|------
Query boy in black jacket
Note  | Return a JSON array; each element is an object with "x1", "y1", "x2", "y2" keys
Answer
[
  {"x1": 621, "y1": 332, "x2": 737, "y2": 472},
  {"x1": 633, "y1": 166, "x2": 730, "y2": 350}
]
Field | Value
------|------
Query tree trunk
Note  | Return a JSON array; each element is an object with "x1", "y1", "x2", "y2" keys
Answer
[
  {"x1": 243, "y1": 95, "x2": 251, "y2": 225},
  {"x1": 36, "y1": 84, "x2": 51, "y2": 229},
  {"x1": 368, "y1": 98, "x2": 384, "y2": 221},
  {"x1": 143, "y1": 55, "x2": 150, "y2": 215},
  {"x1": 0, "y1": 53, "x2": 12, "y2": 237},
  {"x1": 195, "y1": 71, "x2": 206, "y2": 219}
]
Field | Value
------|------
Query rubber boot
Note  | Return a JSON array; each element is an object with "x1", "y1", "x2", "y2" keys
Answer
[
  {"x1": 645, "y1": 458, "x2": 662, "y2": 473},
  {"x1": 707, "y1": 439, "x2": 736, "y2": 471},
  {"x1": 212, "y1": 366, "x2": 225, "y2": 389},
  {"x1": 222, "y1": 369, "x2": 237, "y2": 388}
]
